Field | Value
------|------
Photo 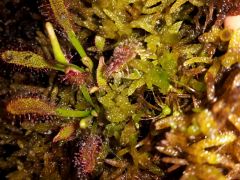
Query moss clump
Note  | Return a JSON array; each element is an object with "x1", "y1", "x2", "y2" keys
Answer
[{"x1": 1, "y1": 0, "x2": 240, "y2": 179}]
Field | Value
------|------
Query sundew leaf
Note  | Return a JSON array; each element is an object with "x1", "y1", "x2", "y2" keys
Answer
[
  {"x1": 1, "y1": 51, "x2": 61, "y2": 70},
  {"x1": 6, "y1": 97, "x2": 91, "y2": 118},
  {"x1": 49, "y1": 0, "x2": 72, "y2": 33},
  {"x1": 49, "y1": 0, "x2": 87, "y2": 58},
  {"x1": 6, "y1": 97, "x2": 56, "y2": 116},
  {"x1": 53, "y1": 123, "x2": 75, "y2": 142}
]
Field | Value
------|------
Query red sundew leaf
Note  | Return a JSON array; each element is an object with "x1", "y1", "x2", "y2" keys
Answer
[
  {"x1": 105, "y1": 40, "x2": 142, "y2": 77},
  {"x1": 73, "y1": 135, "x2": 102, "y2": 178},
  {"x1": 63, "y1": 68, "x2": 94, "y2": 86},
  {"x1": 6, "y1": 97, "x2": 56, "y2": 116}
]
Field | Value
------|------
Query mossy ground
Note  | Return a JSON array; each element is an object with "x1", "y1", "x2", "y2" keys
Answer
[{"x1": 1, "y1": 0, "x2": 240, "y2": 180}]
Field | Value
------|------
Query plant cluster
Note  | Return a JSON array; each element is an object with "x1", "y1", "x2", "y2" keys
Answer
[{"x1": 1, "y1": 0, "x2": 240, "y2": 179}]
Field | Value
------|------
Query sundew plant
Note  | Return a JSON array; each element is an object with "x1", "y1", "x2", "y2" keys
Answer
[{"x1": 1, "y1": 0, "x2": 240, "y2": 179}]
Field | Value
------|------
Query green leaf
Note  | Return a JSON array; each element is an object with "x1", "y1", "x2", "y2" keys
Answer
[
  {"x1": 82, "y1": 56, "x2": 93, "y2": 72},
  {"x1": 129, "y1": 59, "x2": 170, "y2": 94},
  {"x1": 130, "y1": 14, "x2": 157, "y2": 34},
  {"x1": 107, "y1": 94, "x2": 136, "y2": 122},
  {"x1": 1, "y1": 51, "x2": 61, "y2": 70},
  {"x1": 189, "y1": 78, "x2": 206, "y2": 92},
  {"x1": 48, "y1": 0, "x2": 90, "y2": 63},
  {"x1": 184, "y1": 57, "x2": 213, "y2": 66},
  {"x1": 53, "y1": 123, "x2": 75, "y2": 142},
  {"x1": 128, "y1": 78, "x2": 145, "y2": 96},
  {"x1": 170, "y1": 0, "x2": 188, "y2": 14},
  {"x1": 95, "y1": 35, "x2": 105, "y2": 51},
  {"x1": 124, "y1": 69, "x2": 142, "y2": 80},
  {"x1": 79, "y1": 116, "x2": 93, "y2": 129},
  {"x1": 159, "y1": 52, "x2": 178, "y2": 77},
  {"x1": 80, "y1": 85, "x2": 94, "y2": 106},
  {"x1": 67, "y1": 30, "x2": 87, "y2": 58},
  {"x1": 104, "y1": 123, "x2": 125, "y2": 139},
  {"x1": 46, "y1": 22, "x2": 68, "y2": 64},
  {"x1": 222, "y1": 29, "x2": 240, "y2": 67},
  {"x1": 144, "y1": 67, "x2": 170, "y2": 94},
  {"x1": 106, "y1": 107, "x2": 129, "y2": 122},
  {"x1": 96, "y1": 57, "x2": 108, "y2": 88},
  {"x1": 55, "y1": 108, "x2": 91, "y2": 118},
  {"x1": 120, "y1": 122, "x2": 138, "y2": 146},
  {"x1": 189, "y1": 0, "x2": 205, "y2": 6},
  {"x1": 98, "y1": 91, "x2": 116, "y2": 108}
]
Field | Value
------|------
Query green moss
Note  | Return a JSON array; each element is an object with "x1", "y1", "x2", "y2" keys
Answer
[{"x1": 2, "y1": 0, "x2": 240, "y2": 179}]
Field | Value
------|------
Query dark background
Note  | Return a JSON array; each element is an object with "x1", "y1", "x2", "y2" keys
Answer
[{"x1": 0, "y1": 0, "x2": 43, "y2": 50}]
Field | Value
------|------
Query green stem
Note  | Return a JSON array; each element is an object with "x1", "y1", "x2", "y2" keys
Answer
[
  {"x1": 67, "y1": 30, "x2": 87, "y2": 58},
  {"x1": 56, "y1": 108, "x2": 91, "y2": 117},
  {"x1": 53, "y1": 63, "x2": 66, "y2": 72},
  {"x1": 80, "y1": 85, "x2": 94, "y2": 106},
  {"x1": 46, "y1": 22, "x2": 68, "y2": 64},
  {"x1": 67, "y1": 64, "x2": 85, "y2": 72}
]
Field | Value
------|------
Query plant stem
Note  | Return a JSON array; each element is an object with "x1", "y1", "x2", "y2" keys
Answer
[
  {"x1": 67, "y1": 30, "x2": 87, "y2": 58},
  {"x1": 56, "y1": 108, "x2": 91, "y2": 117},
  {"x1": 46, "y1": 22, "x2": 68, "y2": 65}
]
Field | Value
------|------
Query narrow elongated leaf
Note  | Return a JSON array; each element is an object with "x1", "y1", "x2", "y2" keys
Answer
[
  {"x1": 6, "y1": 97, "x2": 56, "y2": 116},
  {"x1": 1, "y1": 51, "x2": 58, "y2": 70}
]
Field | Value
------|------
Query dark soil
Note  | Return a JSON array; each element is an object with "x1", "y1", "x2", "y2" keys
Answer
[
  {"x1": 0, "y1": 0, "x2": 43, "y2": 50},
  {"x1": 0, "y1": 1, "x2": 43, "y2": 178}
]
